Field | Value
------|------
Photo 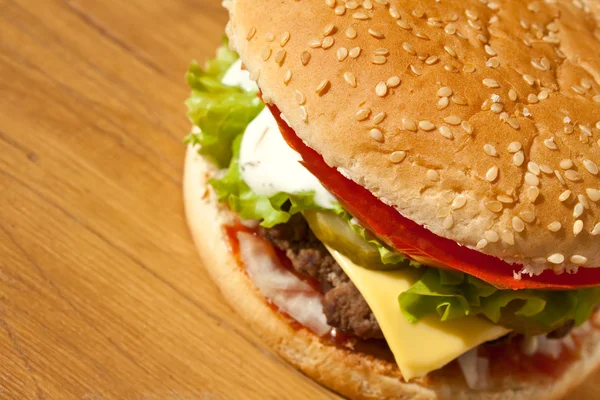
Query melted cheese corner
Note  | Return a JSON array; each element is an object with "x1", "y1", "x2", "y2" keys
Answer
[{"x1": 326, "y1": 247, "x2": 510, "y2": 380}]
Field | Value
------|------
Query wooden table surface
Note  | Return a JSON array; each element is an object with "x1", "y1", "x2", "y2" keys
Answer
[{"x1": 0, "y1": 1, "x2": 597, "y2": 399}]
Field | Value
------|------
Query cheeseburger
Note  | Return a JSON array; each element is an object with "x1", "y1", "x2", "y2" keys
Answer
[{"x1": 184, "y1": 0, "x2": 600, "y2": 398}]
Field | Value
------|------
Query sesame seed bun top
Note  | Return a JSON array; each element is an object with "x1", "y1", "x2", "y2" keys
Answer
[{"x1": 224, "y1": 0, "x2": 600, "y2": 274}]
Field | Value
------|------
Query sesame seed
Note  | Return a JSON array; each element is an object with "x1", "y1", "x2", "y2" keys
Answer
[
  {"x1": 322, "y1": 36, "x2": 335, "y2": 49},
  {"x1": 520, "y1": 210, "x2": 536, "y2": 223},
  {"x1": 294, "y1": 90, "x2": 306, "y2": 105},
  {"x1": 425, "y1": 55, "x2": 439, "y2": 65},
  {"x1": 325, "y1": 0, "x2": 335, "y2": 8},
  {"x1": 540, "y1": 164, "x2": 553, "y2": 174},
  {"x1": 308, "y1": 38, "x2": 322, "y2": 48},
  {"x1": 371, "y1": 55, "x2": 387, "y2": 64},
  {"x1": 574, "y1": 220, "x2": 584, "y2": 236},
  {"x1": 509, "y1": 89, "x2": 518, "y2": 101},
  {"x1": 437, "y1": 97, "x2": 449, "y2": 110},
  {"x1": 527, "y1": 187, "x2": 540, "y2": 202},
  {"x1": 574, "y1": 203, "x2": 584, "y2": 218},
  {"x1": 476, "y1": 239, "x2": 488, "y2": 249},
  {"x1": 483, "y1": 78, "x2": 500, "y2": 88},
  {"x1": 445, "y1": 23, "x2": 456, "y2": 34},
  {"x1": 261, "y1": 48, "x2": 272, "y2": 61},
  {"x1": 527, "y1": 93, "x2": 539, "y2": 104},
  {"x1": 486, "y1": 166, "x2": 499, "y2": 182},
  {"x1": 484, "y1": 230, "x2": 499, "y2": 242},
  {"x1": 501, "y1": 230, "x2": 515, "y2": 245},
  {"x1": 564, "y1": 124, "x2": 574, "y2": 134},
  {"x1": 548, "y1": 221, "x2": 562, "y2": 232},
  {"x1": 512, "y1": 216, "x2": 525, "y2": 232},
  {"x1": 507, "y1": 117, "x2": 520, "y2": 130},
  {"x1": 565, "y1": 169, "x2": 581, "y2": 181},
  {"x1": 283, "y1": 69, "x2": 292, "y2": 85},
  {"x1": 560, "y1": 159, "x2": 573, "y2": 169},
  {"x1": 355, "y1": 108, "x2": 371, "y2": 121},
  {"x1": 444, "y1": 64, "x2": 458, "y2": 73},
  {"x1": 468, "y1": 19, "x2": 482, "y2": 30},
  {"x1": 337, "y1": 47, "x2": 349, "y2": 61},
  {"x1": 580, "y1": 125, "x2": 592, "y2": 136},
  {"x1": 486, "y1": 58, "x2": 500, "y2": 69},
  {"x1": 299, "y1": 106, "x2": 308, "y2": 123},
  {"x1": 352, "y1": 12, "x2": 369, "y2": 20},
  {"x1": 323, "y1": 23, "x2": 335, "y2": 36},
  {"x1": 506, "y1": 142, "x2": 522, "y2": 153},
  {"x1": 409, "y1": 64, "x2": 422, "y2": 75},
  {"x1": 315, "y1": 79, "x2": 330, "y2": 95},
  {"x1": 343, "y1": 72, "x2": 357, "y2": 88},
  {"x1": 363, "y1": 0, "x2": 374, "y2": 10},
  {"x1": 452, "y1": 195, "x2": 467, "y2": 210},
  {"x1": 274, "y1": 49, "x2": 286, "y2": 65},
  {"x1": 483, "y1": 144, "x2": 498, "y2": 157},
  {"x1": 443, "y1": 214, "x2": 454, "y2": 229},
  {"x1": 571, "y1": 255, "x2": 588, "y2": 265},
  {"x1": 389, "y1": 7, "x2": 400, "y2": 19},
  {"x1": 461, "y1": 121, "x2": 473, "y2": 134},
  {"x1": 419, "y1": 120, "x2": 435, "y2": 131},
  {"x1": 386, "y1": 76, "x2": 401, "y2": 88},
  {"x1": 527, "y1": 162, "x2": 541, "y2": 176},
  {"x1": 543, "y1": 137, "x2": 558, "y2": 150},
  {"x1": 265, "y1": 32, "x2": 275, "y2": 42},
  {"x1": 592, "y1": 223, "x2": 600, "y2": 235},
  {"x1": 497, "y1": 195, "x2": 514, "y2": 203},
  {"x1": 547, "y1": 254, "x2": 565, "y2": 264},
  {"x1": 525, "y1": 172, "x2": 539, "y2": 186},
  {"x1": 484, "y1": 45, "x2": 497, "y2": 56},
  {"x1": 368, "y1": 28, "x2": 385, "y2": 39},
  {"x1": 437, "y1": 87, "x2": 453, "y2": 97},
  {"x1": 452, "y1": 95, "x2": 467, "y2": 105},
  {"x1": 345, "y1": 26, "x2": 357, "y2": 39},
  {"x1": 443, "y1": 116, "x2": 461, "y2": 125},
  {"x1": 374, "y1": 48, "x2": 389, "y2": 56},
  {"x1": 583, "y1": 160, "x2": 599, "y2": 175},
  {"x1": 349, "y1": 46, "x2": 361, "y2": 58},
  {"x1": 426, "y1": 169, "x2": 440, "y2": 182},
  {"x1": 397, "y1": 19, "x2": 412, "y2": 30},
  {"x1": 579, "y1": 194, "x2": 589, "y2": 209},
  {"x1": 587, "y1": 188, "x2": 600, "y2": 202},
  {"x1": 490, "y1": 103, "x2": 503, "y2": 113},
  {"x1": 412, "y1": 8, "x2": 425, "y2": 18},
  {"x1": 370, "y1": 128, "x2": 384, "y2": 142},
  {"x1": 559, "y1": 190, "x2": 571, "y2": 202},
  {"x1": 513, "y1": 151, "x2": 525, "y2": 166},
  {"x1": 345, "y1": 1, "x2": 358, "y2": 9},
  {"x1": 373, "y1": 112, "x2": 386, "y2": 124},
  {"x1": 463, "y1": 64, "x2": 476, "y2": 73},
  {"x1": 376, "y1": 82, "x2": 388, "y2": 97},
  {"x1": 280, "y1": 31, "x2": 290, "y2": 47},
  {"x1": 402, "y1": 42, "x2": 416, "y2": 55},
  {"x1": 486, "y1": 200, "x2": 503, "y2": 213},
  {"x1": 390, "y1": 151, "x2": 406, "y2": 163},
  {"x1": 444, "y1": 46, "x2": 457, "y2": 58},
  {"x1": 246, "y1": 26, "x2": 257, "y2": 40},
  {"x1": 301, "y1": 51, "x2": 311, "y2": 66},
  {"x1": 402, "y1": 118, "x2": 417, "y2": 132},
  {"x1": 439, "y1": 125, "x2": 453, "y2": 139}
]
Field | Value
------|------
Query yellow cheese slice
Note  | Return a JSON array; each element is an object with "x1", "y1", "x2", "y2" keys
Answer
[{"x1": 326, "y1": 247, "x2": 511, "y2": 380}]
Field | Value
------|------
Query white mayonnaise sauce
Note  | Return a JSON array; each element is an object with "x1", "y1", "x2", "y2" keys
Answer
[{"x1": 221, "y1": 61, "x2": 337, "y2": 208}]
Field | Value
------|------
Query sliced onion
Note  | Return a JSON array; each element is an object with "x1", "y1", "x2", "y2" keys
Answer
[
  {"x1": 458, "y1": 348, "x2": 489, "y2": 390},
  {"x1": 238, "y1": 232, "x2": 331, "y2": 336}
]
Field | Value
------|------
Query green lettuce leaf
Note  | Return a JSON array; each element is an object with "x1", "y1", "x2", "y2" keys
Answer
[
  {"x1": 185, "y1": 39, "x2": 264, "y2": 167},
  {"x1": 399, "y1": 268, "x2": 600, "y2": 335}
]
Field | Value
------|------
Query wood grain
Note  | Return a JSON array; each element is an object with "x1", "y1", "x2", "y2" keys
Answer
[
  {"x1": 0, "y1": 1, "x2": 597, "y2": 399},
  {"x1": 0, "y1": 0, "x2": 336, "y2": 398}
]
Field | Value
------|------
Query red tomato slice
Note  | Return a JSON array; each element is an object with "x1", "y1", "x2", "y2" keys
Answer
[{"x1": 268, "y1": 104, "x2": 600, "y2": 290}]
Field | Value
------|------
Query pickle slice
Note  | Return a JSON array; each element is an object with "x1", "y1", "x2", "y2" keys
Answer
[{"x1": 303, "y1": 210, "x2": 406, "y2": 270}]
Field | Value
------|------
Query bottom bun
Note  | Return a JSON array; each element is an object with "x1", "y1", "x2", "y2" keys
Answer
[{"x1": 183, "y1": 145, "x2": 600, "y2": 400}]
